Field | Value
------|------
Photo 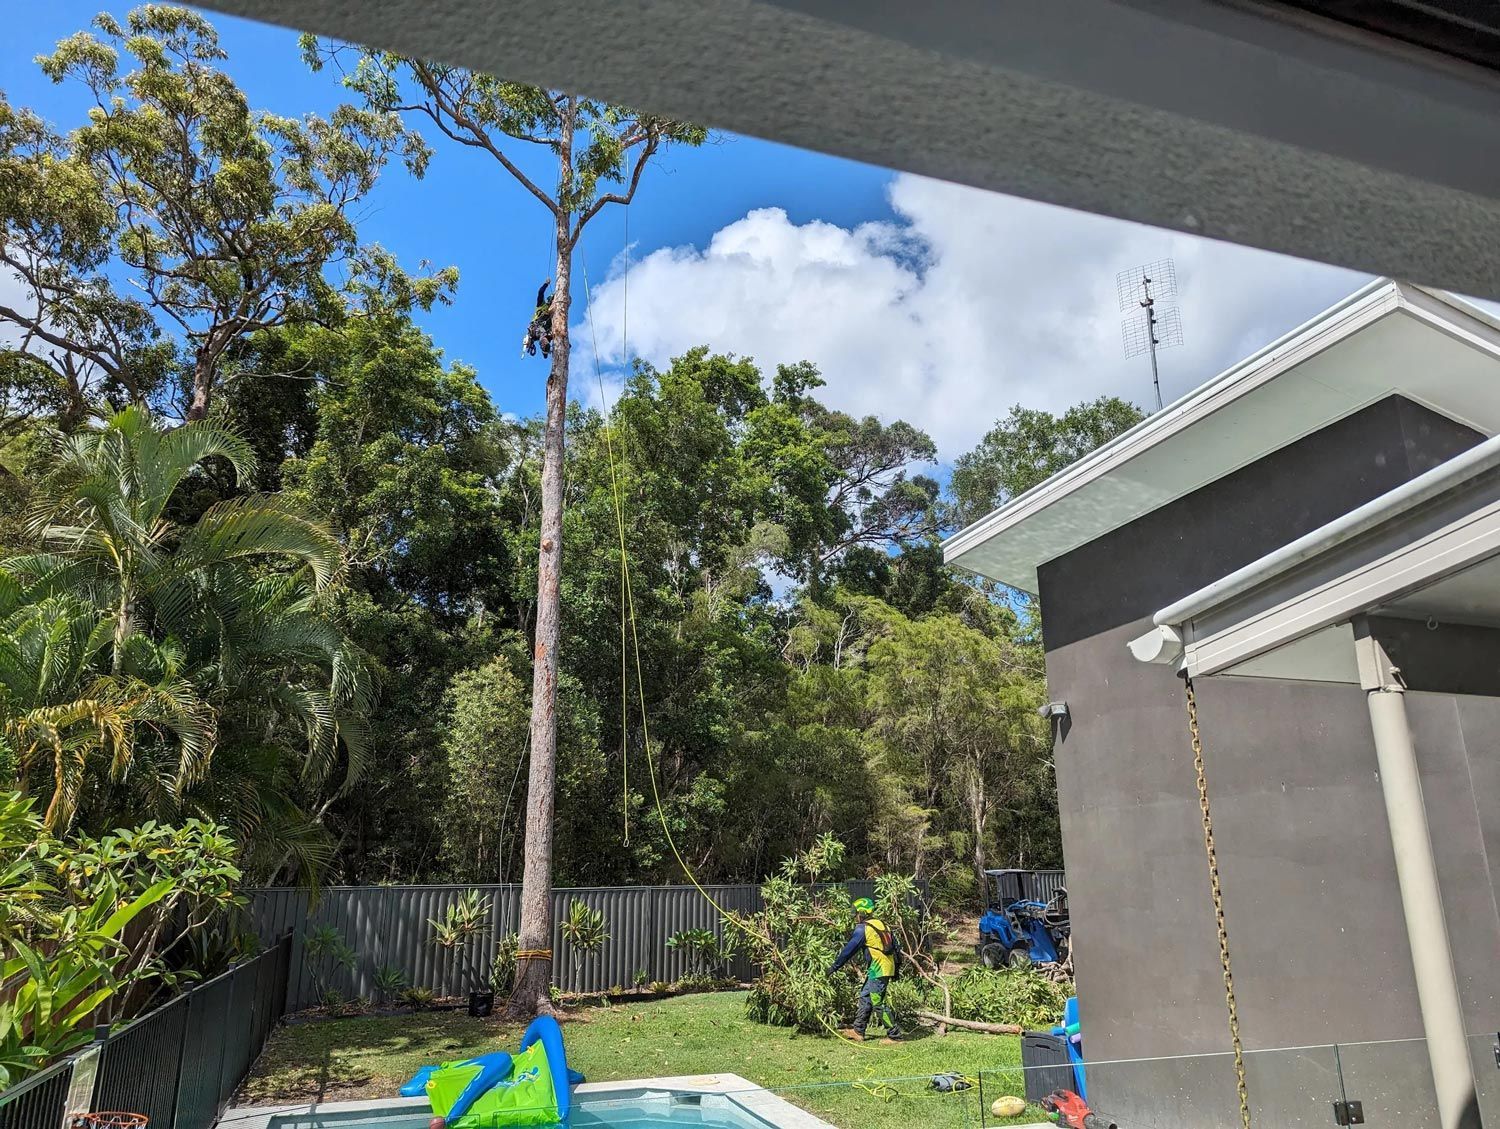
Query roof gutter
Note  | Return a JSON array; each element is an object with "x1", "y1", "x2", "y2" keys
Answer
[{"x1": 1152, "y1": 431, "x2": 1500, "y2": 632}]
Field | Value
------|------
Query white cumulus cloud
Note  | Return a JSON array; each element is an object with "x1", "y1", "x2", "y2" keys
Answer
[{"x1": 579, "y1": 174, "x2": 1369, "y2": 461}]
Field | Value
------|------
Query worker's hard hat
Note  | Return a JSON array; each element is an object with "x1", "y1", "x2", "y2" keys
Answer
[{"x1": 852, "y1": 897, "x2": 875, "y2": 913}]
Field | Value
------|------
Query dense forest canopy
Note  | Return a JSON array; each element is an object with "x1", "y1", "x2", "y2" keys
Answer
[{"x1": 0, "y1": 5, "x2": 1145, "y2": 906}]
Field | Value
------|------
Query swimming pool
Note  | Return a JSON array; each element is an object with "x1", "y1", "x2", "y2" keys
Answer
[{"x1": 218, "y1": 1075, "x2": 834, "y2": 1129}]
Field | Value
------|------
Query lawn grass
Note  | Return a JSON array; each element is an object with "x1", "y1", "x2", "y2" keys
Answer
[{"x1": 239, "y1": 991, "x2": 1046, "y2": 1128}]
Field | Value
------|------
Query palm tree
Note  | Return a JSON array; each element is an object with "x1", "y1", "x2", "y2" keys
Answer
[
  {"x1": 4, "y1": 407, "x2": 373, "y2": 864},
  {"x1": 0, "y1": 579, "x2": 211, "y2": 830},
  {"x1": 12, "y1": 407, "x2": 339, "y2": 666}
]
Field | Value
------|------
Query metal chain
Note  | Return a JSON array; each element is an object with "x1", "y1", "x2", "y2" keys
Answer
[{"x1": 1184, "y1": 675, "x2": 1252, "y2": 1129}]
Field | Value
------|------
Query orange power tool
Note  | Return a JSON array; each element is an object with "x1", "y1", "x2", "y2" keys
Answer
[{"x1": 1041, "y1": 1089, "x2": 1116, "y2": 1129}]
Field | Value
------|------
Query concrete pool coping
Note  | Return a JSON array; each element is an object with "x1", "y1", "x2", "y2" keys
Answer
[
  {"x1": 218, "y1": 1073, "x2": 1053, "y2": 1129},
  {"x1": 221, "y1": 1074, "x2": 833, "y2": 1129}
]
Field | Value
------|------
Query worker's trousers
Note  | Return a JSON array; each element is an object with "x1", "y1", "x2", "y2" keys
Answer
[{"x1": 854, "y1": 976, "x2": 901, "y2": 1036}]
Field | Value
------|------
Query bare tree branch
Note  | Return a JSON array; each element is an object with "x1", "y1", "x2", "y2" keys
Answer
[
  {"x1": 571, "y1": 132, "x2": 660, "y2": 242},
  {"x1": 409, "y1": 61, "x2": 562, "y2": 218}
]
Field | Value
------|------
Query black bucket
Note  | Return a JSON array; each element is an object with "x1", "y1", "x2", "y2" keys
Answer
[{"x1": 468, "y1": 990, "x2": 495, "y2": 1017}]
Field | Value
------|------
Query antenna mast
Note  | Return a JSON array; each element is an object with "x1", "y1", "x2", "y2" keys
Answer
[{"x1": 1118, "y1": 259, "x2": 1183, "y2": 411}]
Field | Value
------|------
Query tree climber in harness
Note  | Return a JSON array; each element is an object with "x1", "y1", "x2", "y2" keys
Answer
[
  {"x1": 521, "y1": 278, "x2": 553, "y2": 359},
  {"x1": 827, "y1": 897, "x2": 904, "y2": 1043}
]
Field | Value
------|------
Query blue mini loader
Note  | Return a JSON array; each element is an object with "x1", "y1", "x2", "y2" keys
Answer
[{"x1": 977, "y1": 869, "x2": 1071, "y2": 968}]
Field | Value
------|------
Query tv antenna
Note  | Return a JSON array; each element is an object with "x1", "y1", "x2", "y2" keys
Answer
[{"x1": 1118, "y1": 259, "x2": 1183, "y2": 411}]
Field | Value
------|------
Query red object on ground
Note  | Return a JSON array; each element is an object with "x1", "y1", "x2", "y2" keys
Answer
[
  {"x1": 1041, "y1": 1089, "x2": 1117, "y2": 1129},
  {"x1": 428, "y1": 1118, "x2": 446, "y2": 1129}
]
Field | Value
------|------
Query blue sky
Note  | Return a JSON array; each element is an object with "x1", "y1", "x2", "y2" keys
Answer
[
  {"x1": 1, "y1": 2, "x2": 1373, "y2": 463},
  {"x1": 1, "y1": 2, "x2": 891, "y2": 415}
]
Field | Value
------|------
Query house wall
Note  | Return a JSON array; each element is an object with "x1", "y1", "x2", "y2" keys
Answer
[{"x1": 1035, "y1": 396, "x2": 1500, "y2": 1126}]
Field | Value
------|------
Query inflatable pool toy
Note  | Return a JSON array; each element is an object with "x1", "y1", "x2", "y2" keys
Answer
[{"x1": 399, "y1": 1015, "x2": 584, "y2": 1128}]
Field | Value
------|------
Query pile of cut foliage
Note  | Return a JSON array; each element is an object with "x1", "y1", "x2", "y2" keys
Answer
[{"x1": 734, "y1": 836, "x2": 1069, "y2": 1035}]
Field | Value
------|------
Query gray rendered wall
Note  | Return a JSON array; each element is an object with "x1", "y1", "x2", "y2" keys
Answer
[{"x1": 1035, "y1": 396, "x2": 1500, "y2": 1126}]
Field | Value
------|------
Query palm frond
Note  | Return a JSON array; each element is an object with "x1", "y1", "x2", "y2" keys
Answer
[
  {"x1": 169, "y1": 495, "x2": 343, "y2": 590},
  {"x1": 140, "y1": 418, "x2": 257, "y2": 525}
]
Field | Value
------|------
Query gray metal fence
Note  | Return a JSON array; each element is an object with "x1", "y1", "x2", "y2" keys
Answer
[
  {"x1": 1026, "y1": 869, "x2": 1066, "y2": 904},
  {"x1": 0, "y1": 933, "x2": 291, "y2": 1129},
  {"x1": 250, "y1": 880, "x2": 908, "y2": 1010}
]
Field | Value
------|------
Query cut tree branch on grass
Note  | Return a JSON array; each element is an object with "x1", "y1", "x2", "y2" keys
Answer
[{"x1": 916, "y1": 1011, "x2": 1023, "y2": 1036}]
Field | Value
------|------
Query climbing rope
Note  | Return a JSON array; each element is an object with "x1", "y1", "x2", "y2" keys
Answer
[
  {"x1": 577, "y1": 243, "x2": 873, "y2": 1054},
  {"x1": 619, "y1": 205, "x2": 630, "y2": 845},
  {"x1": 578, "y1": 244, "x2": 748, "y2": 934},
  {"x1": 852, "y1": 1079, "x2": 902, "y2": 1102},
  {"x1": 1183, "y1": 675, "x2": 1252, "y2": 1129}
]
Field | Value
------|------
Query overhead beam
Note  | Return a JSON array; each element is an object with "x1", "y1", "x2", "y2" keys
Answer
[{"x1": 199, "y1": 0, "x2": 1500, "y2": 296}]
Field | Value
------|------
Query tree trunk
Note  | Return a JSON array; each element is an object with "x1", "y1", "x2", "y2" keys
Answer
[
  {"x1": 505, "y1": 113, "x2": 576, "y2": 1021},
  {"x1": 968, "y1": 764, "x2": 988, "y2": 908},
  {"x1": 186, "y1": 353, "x2": 213, "y2": 421}
]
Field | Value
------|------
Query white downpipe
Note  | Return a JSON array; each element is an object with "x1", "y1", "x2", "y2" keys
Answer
[
  {"x1": 1353, "y1": 618, "x2": 1480, "y2": 1129},
  {"x1": 1153, "y1": 433, "x2": 1500, "y2": 630}
]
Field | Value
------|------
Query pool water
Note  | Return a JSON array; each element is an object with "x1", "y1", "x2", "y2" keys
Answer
[
  {"x1": 261, "y1": 1091, "x2": 776, "y2": 1129},
  {"x1": 573, "y1": 1092, "x2": 775, "y2": 1129}
]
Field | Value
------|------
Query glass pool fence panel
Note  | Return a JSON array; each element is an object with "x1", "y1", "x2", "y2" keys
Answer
[{"x1": 757, "y1": 1040, "x2": 1383, "y2": 1128}]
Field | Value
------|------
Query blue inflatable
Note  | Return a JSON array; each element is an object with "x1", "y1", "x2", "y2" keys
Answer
[
  {"x1": 399, "y1": 1016, "x2": 583, "y2": 1127},
  {"x1": 400, "y1": 1066, "x2": 438, "y2": 1098}
]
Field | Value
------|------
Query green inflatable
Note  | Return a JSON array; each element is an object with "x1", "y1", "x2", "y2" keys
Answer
[{"x1": 401, "y1": 1016, "x2": 582, "y2": 1128}]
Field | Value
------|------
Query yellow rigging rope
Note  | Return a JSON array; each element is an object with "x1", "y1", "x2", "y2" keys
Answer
[{"x1": 577, "y1": 240, "x2": 871, "y2": 1052}]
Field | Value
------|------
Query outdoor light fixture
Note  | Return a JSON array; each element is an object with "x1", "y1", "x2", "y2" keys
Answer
[{"x1": 1038, "y1": 701, "x2": 1069, "y2": 720}]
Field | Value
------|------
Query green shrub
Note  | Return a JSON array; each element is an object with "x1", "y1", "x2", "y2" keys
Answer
[
  {"x1": 303, "y1": 925, "x2": 356, "y2": 1005},
  {"x1": 398, "y1": 985, "x2": 435, "y2": 1010},
  {"x1": 428, "y1": 890, "x2": 491, "y2": 989},
  {"x1": 489, "y1": 933, "x2": 519, "y2": 994},
  {"x1": 929, "y1": 865, "x2": 978, "y2": 915},
  {"x1": 373, "y1": 964, "x2": 408, "y2": 1004},
  {"x1": 666, "y1": 927, "x2": 735, "y2": 981},
  {"x1": 736, "y1": 835, "x2": 934, "y2": 1034},
  {"x1": 0, "y1": 796, "x2": 179, "y2": 1084}
]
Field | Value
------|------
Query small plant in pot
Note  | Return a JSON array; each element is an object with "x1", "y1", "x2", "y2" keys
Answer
[{"x1": 428, "y1": 890, "x2": 493, "y2": 1015}]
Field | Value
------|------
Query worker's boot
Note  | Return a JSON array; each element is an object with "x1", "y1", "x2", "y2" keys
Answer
[{"x1": 838, "y1": 1028, "x2": 865, "y2": 1042}]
